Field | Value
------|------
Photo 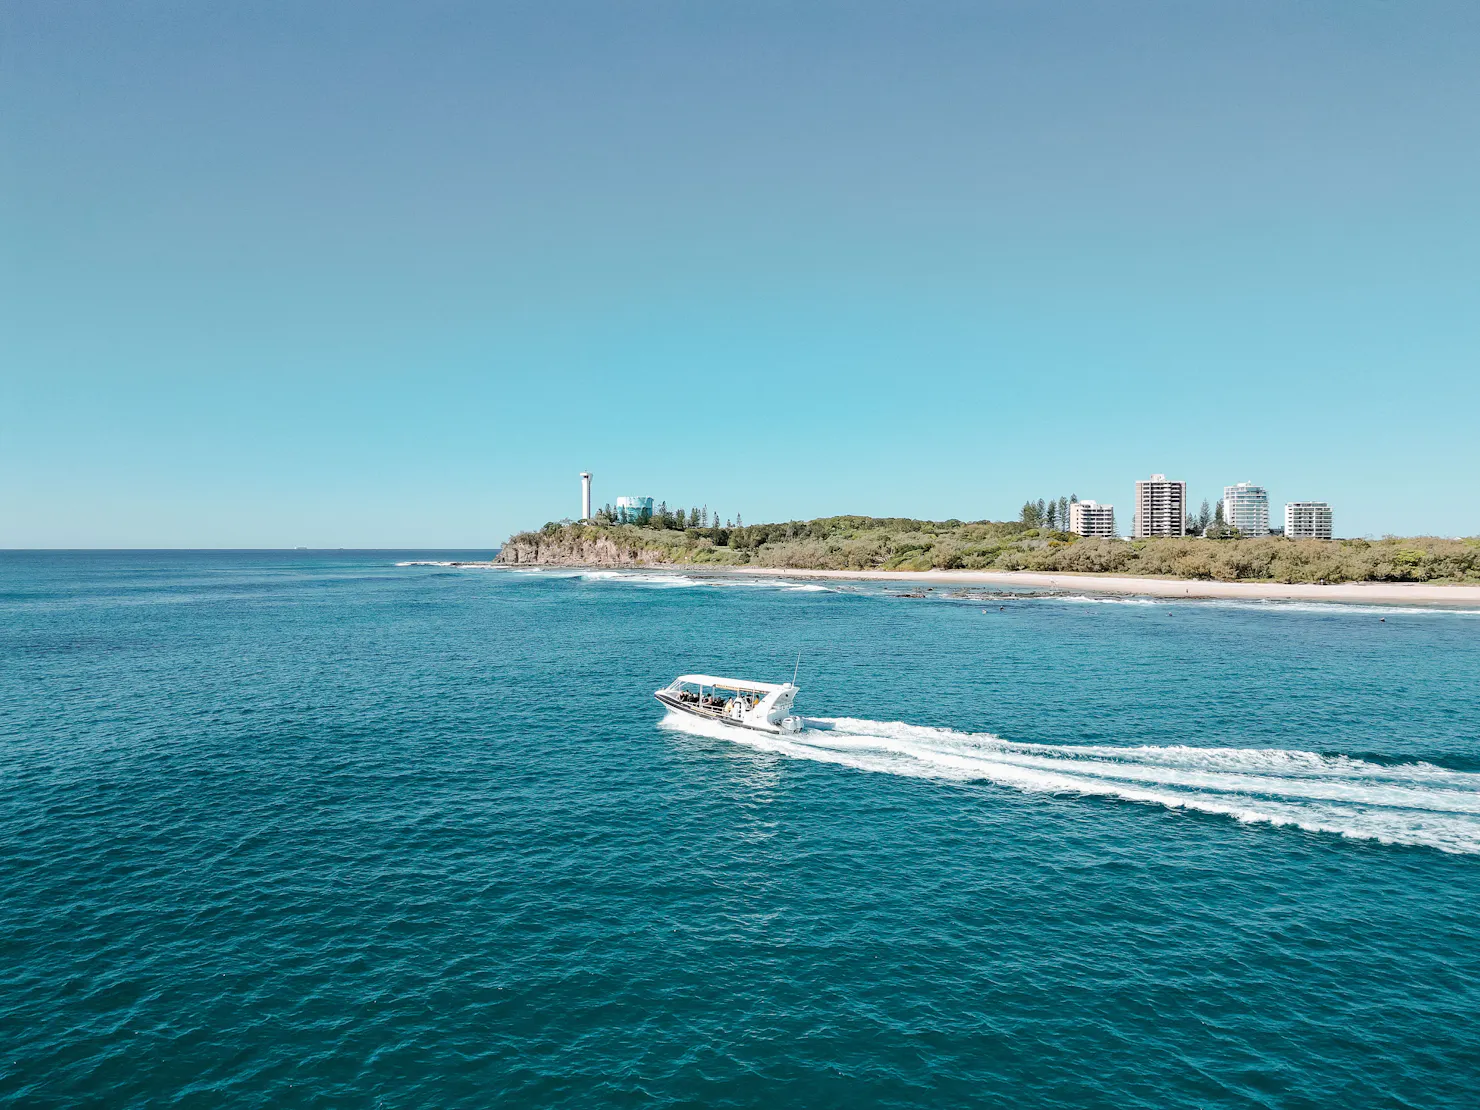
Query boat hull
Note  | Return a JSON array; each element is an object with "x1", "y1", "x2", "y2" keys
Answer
[{"x1": 654, "y1": 691, "x2": 788, "y2": 734}]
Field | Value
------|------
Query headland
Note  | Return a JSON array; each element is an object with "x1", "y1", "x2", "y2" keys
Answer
[{"x1": 489, "y1": 517, "x2": 1480, "y2": 607}]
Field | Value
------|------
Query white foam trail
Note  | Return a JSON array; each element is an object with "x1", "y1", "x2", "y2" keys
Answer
[
  {"x1": 1043, "y1": 594, "x2": 1162, "y2": 606},
  {"x1": 1194, "y1": 599, "x2": 1480, "y2": 617},
  {"x1": 395, "y1": 560, "x2": 460, "y2": 567},
  {"x1": 573, "y1": 570, "x2": 834, "y2": 591},
  {"x1": 658, "y1": 711, "x2": 1480, "y2": 854},
  {"x1": 579, "y1": 570, "x2": 702, "y2": 588},
  {"x1": 1013, "y1": 593, "x2": 1479, "y2": 616}
]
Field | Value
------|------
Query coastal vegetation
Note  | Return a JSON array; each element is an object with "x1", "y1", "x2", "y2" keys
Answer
[
  {"x1": 591, "y1": 501, "x2": 737, "y2": 529},
  {"x1": 496, "y1": 517, "x2": 1480, "y2": 584}
]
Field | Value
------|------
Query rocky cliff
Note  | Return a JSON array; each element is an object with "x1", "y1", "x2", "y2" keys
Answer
[{"x1": 493, "y1": 530, "x2": 677, "y2": 567}]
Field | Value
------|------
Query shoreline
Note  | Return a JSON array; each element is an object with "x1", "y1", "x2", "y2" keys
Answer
[
  {"x1": 482, "y1": 561, "x2": 1480, "y2": 607},
  {"x1": 729, "y1": 566, "x2": 1480, "y2": 606}
]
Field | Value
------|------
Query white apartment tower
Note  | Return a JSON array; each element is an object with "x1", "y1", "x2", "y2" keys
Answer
[
  {"x1": 1133, "y1": 475, "x2": 1187, "y2": 538},
  {"x1": 1223, "y1": 482, "x2": 1270, "y2": 536},
  {"x1": 1285, "y1": 501, "x2": 1333, "y2": 539},
  {"x1": 580, "y1": 472, "x2": 592, "y2": 522},
  {"x1": 1069, "y1": 500, "x2": 1116, "y2": 537}
]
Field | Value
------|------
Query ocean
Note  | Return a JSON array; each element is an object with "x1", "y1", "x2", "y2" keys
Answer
[{"x1": 3, "y1": 551, "x2": 1478, "y2": 1107}]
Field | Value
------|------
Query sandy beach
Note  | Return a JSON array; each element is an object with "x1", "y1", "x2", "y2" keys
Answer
[
  {"x1": 720, "y1": 565, "x2": 1480, "y2": 606},
  {"x1": 479, "y1": 559, "x2": 1480, "y2": 606}
]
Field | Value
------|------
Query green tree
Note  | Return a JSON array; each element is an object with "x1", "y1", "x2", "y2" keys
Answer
[
  {"x1": 1046, "y1": 501, "x2": 1057, "y2": 530},
  {"x1": 1197, "y1": 500, "x2": 1212, "y2": 534},
  {"x1": 1203, "y1": 500, "x2": 1231, "y2": 539}
]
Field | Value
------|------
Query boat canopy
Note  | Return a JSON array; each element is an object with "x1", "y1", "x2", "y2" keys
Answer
[{"x1": 669, "y1": 674, "x2": 790, "y2": 695}]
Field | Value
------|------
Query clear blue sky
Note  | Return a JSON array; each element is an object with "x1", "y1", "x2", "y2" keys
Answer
[{"x1": 4, "y1": 0, "x2": 1478, "y2": 547}]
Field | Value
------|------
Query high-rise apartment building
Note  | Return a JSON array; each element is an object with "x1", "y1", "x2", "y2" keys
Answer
[
  {"x1": 1069, "y1": 500, "x2": 1116, "y2": 537},
  {"x1": 1133, "y1": 474, "x2": 1187, "y2": 538},
  {"x1": 1285, "y1": 501, "x2": 1333, "y2": 539},
  {"x1": 1223, "y1": 482, "x2": 1269, "y2": 536}
]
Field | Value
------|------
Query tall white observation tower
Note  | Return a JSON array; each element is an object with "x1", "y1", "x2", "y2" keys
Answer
[{"x1": 580, "y1": 472, "x2": 592, "y2": 522}]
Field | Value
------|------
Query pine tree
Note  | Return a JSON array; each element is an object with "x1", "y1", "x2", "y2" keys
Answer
[
  {"x1": 1046, "y1": 502, "x2": 1057, "y2": 530},
  {"x1": 1058, "y1": 496, "x2": 1070, "y2": 529},
  {"x1": 1202, "y1": 500, "x2": 1226, "y2": 538}
]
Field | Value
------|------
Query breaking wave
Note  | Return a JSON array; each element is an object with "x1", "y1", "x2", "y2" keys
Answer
[
  {"x1": 659, "y1": 711, "x2": 1480, "y2": 854},
  {"x1": 1043, "y1": 594, "x2": 1480, "y2": 616},
  {"x1": 946, "y1": 592, "x2": 1478, "y2": 616},
  {"x1": 566, "y1": 570, "x2": 832, "y2": 592}
]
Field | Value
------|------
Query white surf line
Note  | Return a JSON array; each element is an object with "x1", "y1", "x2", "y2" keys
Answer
[
  {"x1": 486, "y1": 567, "x2": 837, "y2": 591},
  {"x1": 718, "y1": 566, "x2": 1480, "y2": 609},
  {"x1": 477, "y1": 562, "x2": 1480, "y2": 611},
  {"x1": 658, "y1": 711, "x2": 1480, "y2": 854}
]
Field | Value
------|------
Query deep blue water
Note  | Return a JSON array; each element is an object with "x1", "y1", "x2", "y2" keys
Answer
[{"x1": 3, "y1": 551, "x2": 1479, "y2": 1107}]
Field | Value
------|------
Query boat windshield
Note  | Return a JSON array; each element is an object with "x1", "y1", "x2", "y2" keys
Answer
[{"x1": 668, "y1": 680, "x2": 766, "y2": 710}]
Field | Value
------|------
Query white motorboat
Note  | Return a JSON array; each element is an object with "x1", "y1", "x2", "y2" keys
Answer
[{"x1": 655, "y1": 674, "x2": 805, "y2": 734}]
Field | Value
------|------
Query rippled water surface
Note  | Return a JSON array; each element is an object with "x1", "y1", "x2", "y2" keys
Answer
[{"x1": 3, "y1": 552, "x2": 1479, "y2": 1107}]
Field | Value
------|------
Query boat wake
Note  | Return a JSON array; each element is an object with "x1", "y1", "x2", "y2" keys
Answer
[{"x1": 658, "y1": 711, "x2": 1480, "y2": 854}]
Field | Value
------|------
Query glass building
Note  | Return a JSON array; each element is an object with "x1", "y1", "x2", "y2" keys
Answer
[{"x1": 1223, "y1": 482, "x2": 1270, "y2": 536}]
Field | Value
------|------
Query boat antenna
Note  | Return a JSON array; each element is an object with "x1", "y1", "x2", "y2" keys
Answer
[{"x1": 792, "y1": 649, "x2": 802, "y2": 686}]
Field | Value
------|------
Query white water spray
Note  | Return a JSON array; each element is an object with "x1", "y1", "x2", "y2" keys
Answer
[{"x1": 659, "y1": 711, "x2": 1480, "y2": 854}]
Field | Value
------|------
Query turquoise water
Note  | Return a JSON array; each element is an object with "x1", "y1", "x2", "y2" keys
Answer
[{"x1": 3, "y1": 552, "x2": 1479, "y2": 1107}]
